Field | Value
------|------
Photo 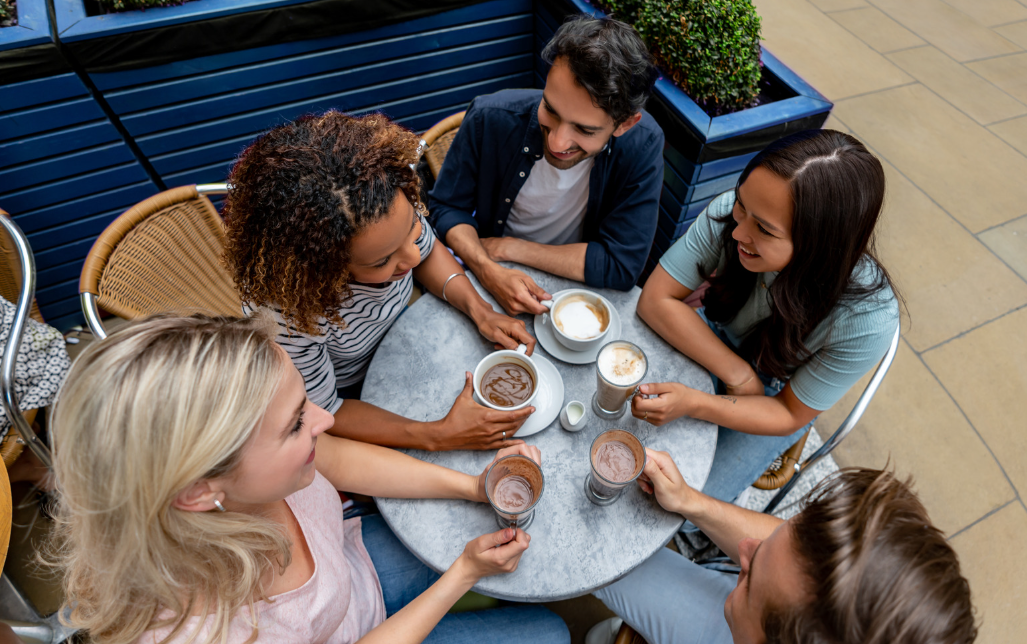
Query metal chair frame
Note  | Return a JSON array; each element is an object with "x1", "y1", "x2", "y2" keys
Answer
[{"x1": 80, "y1": 183, "x2": 230, "y2": 341}]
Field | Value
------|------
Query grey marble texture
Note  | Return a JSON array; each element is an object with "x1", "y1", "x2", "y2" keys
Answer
[{"x1": 364, "y1": 265, "x2": 717, "y2": 602}]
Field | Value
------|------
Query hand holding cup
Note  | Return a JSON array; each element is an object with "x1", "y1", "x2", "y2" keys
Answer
[
  {"x1": 637, "y1": 448, "x2": 700, "y2": 517},
  {"x1": 476, "y1": 444, "x2": 542, "y2": 503},
  {"x1": 455, "y1": 527, "x2": 531, "y2": 582}
]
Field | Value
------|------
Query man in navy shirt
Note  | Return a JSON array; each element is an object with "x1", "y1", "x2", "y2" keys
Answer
[{"x1": 428, "y1": 16, "x2": 664, "y2": 315}]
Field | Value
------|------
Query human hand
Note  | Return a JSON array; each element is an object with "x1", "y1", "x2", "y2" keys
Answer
[
  {"x1": 473, "y1": 308, "x2": 537, "y2": 355},
  {"x1": 480, "y1": 236, "x2": 512, "y2": 262},
  {"x1": 434, "y1": 372, "x2": 534, "y2": 451},
  {"x1": 453, "y1": 527, "x2": 530, "y2": 582},
  {"x1": 477, "y1": 262, "x2": 551, "y2": 316},
  {"x1": 631, "y1": 382, "x2": 695, "y2": 426},
  {"x1": 637, "y1": 448, "x2": 698, "y2": 516},
  {"x1": 475, "y1": 443, "x2": 542, "y2": 503}
]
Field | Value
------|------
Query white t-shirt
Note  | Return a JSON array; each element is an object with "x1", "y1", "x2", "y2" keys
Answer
[{"x1": 504, "y1": 156, "x2": 593, "y2": 245}]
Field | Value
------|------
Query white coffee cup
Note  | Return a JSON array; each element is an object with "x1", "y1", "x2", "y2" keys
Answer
[
  {"x1": 472, "y1": 344, "x2": 540, "y2": 412},
  {"x1": 540, "y1": 289, "x2": 614, "y2": 352}
]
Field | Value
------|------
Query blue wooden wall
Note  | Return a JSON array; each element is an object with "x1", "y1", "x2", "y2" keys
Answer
[
  {"x1": 0, "y1": 72, "x2": 161, "y2": 331},
  {"x1": 86, "y1": 0, "x2": 535, "y2": 189}
]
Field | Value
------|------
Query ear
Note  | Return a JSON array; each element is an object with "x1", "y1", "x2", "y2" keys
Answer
[
  {"x1": 612, "y1": 112, "x2": 642, "y2": 138},
  {"x1": 173, "y1": 479, "x2": 222, "y2": 513}
]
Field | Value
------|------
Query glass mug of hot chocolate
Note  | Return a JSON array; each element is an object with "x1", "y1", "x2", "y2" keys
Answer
[
  {"x1": 585, "y1": 429, "x2": 646, "y2": 505},
  {"x1": 485, "y1": 454, "x2": 545, "y2": 529},
  {"x1": 592, "y1": 340, "x2": 648, "y2": 420},
  {"x1": 472, "y1": 344, "x2": 539, "y2": 412},
  {"x1": 540, "y1": 289, "x2": 613, "y2": 352}
]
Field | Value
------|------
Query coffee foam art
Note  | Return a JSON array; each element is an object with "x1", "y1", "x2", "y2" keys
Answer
[
  {"x1": 598, "y1": 345, "x2": 646, "y2": 385},
  {"x1": 554, "y1": 297, "x2": 607, "y2": 339}
]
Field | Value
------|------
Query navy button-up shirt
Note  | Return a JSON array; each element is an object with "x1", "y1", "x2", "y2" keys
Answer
[{"x1": 428, "y1": 89, "x2": 664, "y2": 290}]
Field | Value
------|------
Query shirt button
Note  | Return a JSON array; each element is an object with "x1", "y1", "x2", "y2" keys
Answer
[
  {"x1": 505, "y1": 198, "x2": 511, "y2": 203},
  {"x1": 523, "y1": 147, "x2": 529, "y2": 152},
  {"x1": 519, "y1": 171, "x2": 525, "y2": 177},
  {"x1": 497, "y1": 220, "x2": 504, "y2": 225}
]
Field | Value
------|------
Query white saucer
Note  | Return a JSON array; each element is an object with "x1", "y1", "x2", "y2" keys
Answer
[{"x1": 533, "y1": 290, "x2": 623, "y2": 365}]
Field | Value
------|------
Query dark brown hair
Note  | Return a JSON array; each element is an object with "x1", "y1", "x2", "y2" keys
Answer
[
  {"x1": 765, "y1": 468, "x2": 977, "y2": 644},
  {"x1": 701, "y1": 129, "x2": 896, "y2": 379},
  {"x1": 222, "y1": 111, "x2": 422, "y2": 335}
]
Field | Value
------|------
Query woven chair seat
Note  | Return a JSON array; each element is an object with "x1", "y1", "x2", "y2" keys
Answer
[
  {"x1": 83, "y1": 187, "x2": 241, "y2": 322},
  {"x1": 422, "y1": 112, "x2": 465, "y2": 179}
]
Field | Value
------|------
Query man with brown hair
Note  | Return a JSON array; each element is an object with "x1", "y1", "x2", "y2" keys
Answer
[{"x1": 591, "y1": 451, "x2": 977, "y2": 644}]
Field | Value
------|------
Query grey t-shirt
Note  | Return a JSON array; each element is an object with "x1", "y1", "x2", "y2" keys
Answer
[{"x1": 659, "y1": 191, "x2": 899, "y2": 411}]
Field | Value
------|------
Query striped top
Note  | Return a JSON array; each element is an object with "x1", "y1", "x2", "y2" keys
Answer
[{"x1": 244, "y1": 213, "x2": 435, "y2": 414}]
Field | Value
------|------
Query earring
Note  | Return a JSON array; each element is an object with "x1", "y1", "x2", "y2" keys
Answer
[{"x1": 213, "y1": 499, "x2": 227, "y2": 513}]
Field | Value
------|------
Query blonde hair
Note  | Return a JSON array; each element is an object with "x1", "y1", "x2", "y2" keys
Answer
[{"x1": 48, "y1": 313, "x2": 291, "y2": 644}]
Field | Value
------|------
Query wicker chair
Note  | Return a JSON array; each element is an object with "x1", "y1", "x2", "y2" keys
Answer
[
  {"x1": 79, "y1": 184, "x2": 242, "y2": 340},
  {"x1": 0, "y1": 212, "x2": 47, "y2": 470},
  {"x1": 420, "y1": 112, "x2": 465, "y2": 179}
]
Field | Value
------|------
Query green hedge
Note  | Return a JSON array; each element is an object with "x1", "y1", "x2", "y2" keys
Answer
[
  {"x1": 600, "y1": 0, "x2": 763, "y2": 114},
  {"x1": 1, "y1": 0, "x2": 14, "y2": 25},
  {"x1": 98, "y1": 0, "x2": 185, "y2": 12}
]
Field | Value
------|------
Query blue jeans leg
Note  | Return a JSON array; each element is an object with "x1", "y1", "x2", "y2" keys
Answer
[
  {"x1": 361, "y1": 515, "x2": 570, "y2": 644},
  {"x1": 593, "y1": 549, "x2": 735, "y2": 644},
  {"x1": 693, "y1": 308, "x2": 813, "y2": 503}
]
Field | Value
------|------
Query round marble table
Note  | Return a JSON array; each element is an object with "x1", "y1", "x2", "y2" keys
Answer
[{"x1": 363, "y1": 266, "x2": 717, "y2": 602}]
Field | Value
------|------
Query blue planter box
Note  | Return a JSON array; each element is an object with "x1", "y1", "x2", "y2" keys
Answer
[
  {"x1": 1, "y1": 0, "x2": 161, "y2": 331},
  {"x1": 536, "y1": 0, "x2": 832, "y2": 283},
  {"x1": 53, "y1": 0, "x2": 536, "y2": 188}
]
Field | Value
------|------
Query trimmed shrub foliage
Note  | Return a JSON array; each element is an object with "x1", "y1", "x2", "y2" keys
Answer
[
  {"x1": 600, "y1": 0, "x2": 763, "y2": 114},
  {"x1": 0, "y1": 0, "x2": 14, "y2": 25},
  {"x1": 98, "y1": 0, "x2": 185, "y2": 12}
]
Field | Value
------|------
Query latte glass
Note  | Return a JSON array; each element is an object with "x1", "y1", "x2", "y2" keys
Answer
[
  {"x1": 585, "y1": 429, "x2": 646, "y2": 506},
  {"x1": 591, "y1": 341, "x2": 648, "y2": 420},
  {"x1": 485, "y1": 454, "x2": 545, "y2": 530}
]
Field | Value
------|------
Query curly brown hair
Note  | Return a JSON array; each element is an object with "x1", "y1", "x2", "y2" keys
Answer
[{"x1": 222, "y1": 111, "x2": 422, "y2": 335}]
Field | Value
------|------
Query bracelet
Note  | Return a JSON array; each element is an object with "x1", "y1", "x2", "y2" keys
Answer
[
  {"x1": 725, "y1": 372, "x2": 756, "y2": 389},
  {"x1": 441, "y1": 272, "x2": 468, "y2": 303}
]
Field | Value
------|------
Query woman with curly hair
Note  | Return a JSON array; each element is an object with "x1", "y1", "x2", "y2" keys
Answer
[
  {"x1": 224, "y1": 111, "x2": 537, "y2": 451},
  {"x1": 49, "y1": 313, "x2": 570, "y2": 644}
]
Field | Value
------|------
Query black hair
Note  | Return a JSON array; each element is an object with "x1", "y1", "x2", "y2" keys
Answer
[
  {"x1": 541, "y1": 14, "x2": 658, "y2": 125},
  {"x1": 701, "y1": 129, "x2": 897, "y2": 379}
]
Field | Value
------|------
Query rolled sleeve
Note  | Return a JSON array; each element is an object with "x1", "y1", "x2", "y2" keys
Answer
[{"x1": 658, "y1": 191, "x2": 734, "y2": 290}]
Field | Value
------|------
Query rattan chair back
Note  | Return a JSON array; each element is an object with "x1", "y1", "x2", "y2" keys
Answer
[
  {"x1": 79, "y1": 186, "x2": 242, "y2": 322},
  {"x1": 422, "y1": 112, "x2": 465, "y2": 179}
]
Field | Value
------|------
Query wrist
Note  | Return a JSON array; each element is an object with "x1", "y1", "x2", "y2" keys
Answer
[
  {"x1": 722, "y1": 363, "x2": 756, "y2": 389},
  {"x1": 465, "y1": 473, "x2": 484, "y2": 503},
  {"x1": 449, "y1": 554, "x2": 482, "y2": 588}
]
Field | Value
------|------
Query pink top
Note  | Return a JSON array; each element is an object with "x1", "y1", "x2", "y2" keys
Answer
[{"x1": 137, "y1": 472, "x2": 386, "y2": 643}]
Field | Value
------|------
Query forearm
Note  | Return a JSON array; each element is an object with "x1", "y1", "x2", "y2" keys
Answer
[
  {"x1": 414, "y1": 243, "x2": 494, "y2": 323},
  {"x1": 690, "y1": 391, "x2": 803, "y2": 436},
  {"x1": 678, "y1": 491, "x2": 784, "y2": 563},
  {"x1": 499, "y1": 239, "x2": 587, "y2": 282},
  {"x1": 357, "y1": 558, "x2": 478, "y2": 644},
  {"x1": 315, "y1": 435, "x2": 479, "y2": 501},
  {"x1": 445, "y1": 224, "x2": 496, "y2": 277},
  {"x1": 327, "y1": 400, "x2": 443, "y2": 450},
  {"x1": 637, "y1": 291, "x2": 752, "y2": 386}
]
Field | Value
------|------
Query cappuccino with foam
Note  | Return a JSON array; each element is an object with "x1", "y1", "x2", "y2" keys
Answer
[
  {"x1": 553, "y1": 295, "x2": 610, "y2": 340},
  {"x1": 594, "y1": 341, "x2": 647, "y2": 416}
]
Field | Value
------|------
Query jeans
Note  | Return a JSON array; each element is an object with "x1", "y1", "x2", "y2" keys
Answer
[
  {"x1": 695, "y1": 309, "x2": 812, "y2": 503},
  {"x1": 360, "y1": 515, "x2": 570, "y2": 644},
  {"x1": 593, "y1": 549, "x2": 735, "y2": 644}
]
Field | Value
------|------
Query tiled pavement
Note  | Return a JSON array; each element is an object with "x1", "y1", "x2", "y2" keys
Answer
[{"x1": 755, "y1": 0, "x2": 1027, "y2": 641}]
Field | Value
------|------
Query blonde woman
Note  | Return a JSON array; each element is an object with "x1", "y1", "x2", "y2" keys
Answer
[{"x1": 49, "y1": 314, "x2": 569, "y2": 644}]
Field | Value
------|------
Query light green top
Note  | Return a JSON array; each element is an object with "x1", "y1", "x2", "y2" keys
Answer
[{"x1": 659, "y1": 191, "x2": 899, "y2": 411}]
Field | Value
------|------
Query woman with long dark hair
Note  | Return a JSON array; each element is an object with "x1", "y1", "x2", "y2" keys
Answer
[{"x1": 633, "y1": 129, "x2": 900, "y2": 502}]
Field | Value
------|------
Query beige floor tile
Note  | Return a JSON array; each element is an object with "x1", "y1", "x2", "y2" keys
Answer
[
  {"x1": 995, "y1": 20, "x2": 1027, "y2": 49},
  {"x1": 821, "y1": 341, "x2": 1014, "y2": 535},
  {"x1": 836, "y1": 84, "x2": 1027, "y2": 232},
  {"x1": 949, "y1": 502, "x2": 1027, "y2": 644},
  {"x1": 831, "y1": 7, "x2": 926, "y2": 53},
  {"x1": 967, "y1": 53, "x2": 1027, "y2": 105},
  {"x1": 888, "y1": 46, "x2": 1027, "y2": 124},
  {"x1": 755, "y1": 0, "x2": 913, "y2": 100},
  {"x1": 942, "y1": 0, "x2": 1027, "y2": 28},
  {"x1": 924, "y1": 307, "x2": 1027, "y2": 496},
  {"x1": 871, "y1": 162, "x2": 1027, "y2": 350},
  {"x1": 989, "y1": 113, "x2": 1027, "y2": 155},
  {"x1": 869, "y1": 0, "x2": 1022, "y2": 62},
  {"x1": 822, "y1": 113, "x2": 851, "y2": 133},
  {"x1": 979, "y1": 215, "x2": 1027, "y2": 281},
  {"x1": 809, "y1": 0, "x2": 867, "y2": 11}
]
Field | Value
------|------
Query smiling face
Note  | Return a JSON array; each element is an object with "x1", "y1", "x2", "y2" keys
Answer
[
  {"x1": 217, "y1": 350, "x2": 335, "y2": 510},
  {"x1": 723, "y1": 521, "x2": 811, "y2": 644},
  {"x1": 538, "y1": 57, "x2": 640, "y2": 170},
  {"x1": 732, "y1": 167, "x2": 795, "y2": 274},
  {"x1": 346, "y1": 189, "x2": 424, "y2": 284}
]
